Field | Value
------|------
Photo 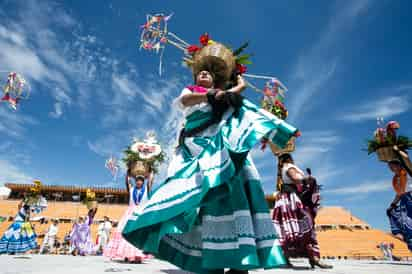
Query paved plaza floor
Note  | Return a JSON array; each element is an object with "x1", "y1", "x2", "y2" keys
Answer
[{"x1": 0, "y1": 255, "x2": 411, "y2": 274}]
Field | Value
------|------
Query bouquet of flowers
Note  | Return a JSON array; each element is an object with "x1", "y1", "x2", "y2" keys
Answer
[
  {"x1": 83, "y1": 188, "x2": 97, "y2": 210},
  {"x1": 261, "y1": 79, "x2": 288, "y2": 120},
  {"x1": 123, "y1": 132, "x2": 165, "y2": 176},
  {"x1": 260, "y1": 79, "x2": 295, "y2": 154},
  {"x1": 366, "y1": 120, "x2": 412, "y2": 161},
  {"x1": 262, "y1": 99, "x2": 288, "y2": 120}
]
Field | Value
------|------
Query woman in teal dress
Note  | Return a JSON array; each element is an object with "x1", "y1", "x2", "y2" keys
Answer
[{"x1": 122, "y1": 61, "x2": 299, "y2": 273}]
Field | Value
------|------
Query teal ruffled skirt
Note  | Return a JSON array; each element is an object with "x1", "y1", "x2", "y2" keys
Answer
[{"x1": 123, "y1": 99, "x2": 297, "y2": 273}]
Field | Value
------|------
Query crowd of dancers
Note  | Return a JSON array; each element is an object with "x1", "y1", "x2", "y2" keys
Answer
[
  {"x1": 0, "y1": 175, "x2": 150, "y2": 261},
  {"x1": 0, "y1": 69, "x2": 411, "y2": 273}
]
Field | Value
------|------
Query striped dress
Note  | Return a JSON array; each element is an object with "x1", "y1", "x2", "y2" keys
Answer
[
  {"x1": 122, "y1": 88, "x2": 298, "y2": 273},
  {"x1": 272, "y1": 164, "x2": 320, "y2": 259},
  {"x1": 0, "y1": 207, "x2": 37, "y2": 254}
]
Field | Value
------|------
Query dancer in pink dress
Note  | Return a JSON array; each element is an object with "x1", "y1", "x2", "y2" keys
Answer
[{"x1": 104, "y1": 174, "x2": 151, "y2": 263}]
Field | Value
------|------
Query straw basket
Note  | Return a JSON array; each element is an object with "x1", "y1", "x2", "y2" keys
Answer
[
  {"x1": 192, "y1": 43, "x2": 236, "y2": 80},
  {"x1": 86, "y1": 200, "x2": 97, "y2": 210},
  {"x1": 376, "y1": 146, "x2": 397, "y2": 162},
  {"x1": 129, "y1": 161, "x2": 147, "y2": 177},
  {"x1": 269, "y1": 137, "x2": 296, "y2": 155}
]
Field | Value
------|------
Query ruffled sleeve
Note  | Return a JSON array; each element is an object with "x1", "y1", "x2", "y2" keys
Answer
[{"x1": 173, "y1": 88, "x2": 192, "y2": 111}]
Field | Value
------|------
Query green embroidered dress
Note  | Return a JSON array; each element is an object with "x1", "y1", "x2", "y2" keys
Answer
[{"x1": 123, "y1": 88, "x2": 298, "y2": 273}]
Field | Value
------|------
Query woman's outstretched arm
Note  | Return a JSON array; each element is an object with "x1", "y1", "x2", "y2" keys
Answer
[{"x1": 180, "y1": 92, "x2": 208, "y2": 107}]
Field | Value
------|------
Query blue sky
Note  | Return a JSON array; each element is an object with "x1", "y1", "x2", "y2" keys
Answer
[{"x1": 0, "y1": 0, "x2": 411, "y2": 231}]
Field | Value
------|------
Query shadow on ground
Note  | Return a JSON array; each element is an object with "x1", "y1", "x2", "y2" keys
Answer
[{"x1": 161, "y1": 269, "x2": 192, "y2": 274}]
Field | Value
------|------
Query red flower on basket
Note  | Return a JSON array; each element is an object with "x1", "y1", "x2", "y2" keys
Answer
[
  {"x1": 199, "y1": 33, "x2": 209, "y2": 46},
  {"x1": 236, "y1": 64, "x2": 247, "y2": 74},
  {"x1": 274, "y1": 100, "x2": 285, "y2": 110},
  {"x1": 187, "y1": 45, "x2": 201, "y2": 54}
]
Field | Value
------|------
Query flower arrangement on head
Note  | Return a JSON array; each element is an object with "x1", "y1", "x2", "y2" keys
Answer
[
  {"x1": 83, "y1": 188, "x2": 97, "y2": 210},
  {"x1": 138, "y1": 14, "x2": 298, "y2": 155},
  {"x1": 184, "y1": 33, "x2": 295, "y2": 155},
  {"x1": 366, "y1": 118, "x2": 412, "y2": 161},
  {"x1": 24, "y1": 180, "x2": 42, "y2": 205},
  {"x1": 123, "y1": 131, "x2": 166, "y2": 177},
  {"x1": 24, "y1": 180, "x2": 48, "y2": 213},
  {"x1": 184, "y1": 33, "x2": 251, "y2": 89}
]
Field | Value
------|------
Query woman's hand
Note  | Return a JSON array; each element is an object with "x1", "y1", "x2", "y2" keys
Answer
[
  {"x1": 236, "y1": 75, "x2": 247, "y2": 91},
  {"x1": 394, "y1": 233, "x2": 404, "y2": 241},
  {"x1": 215, "y1": 89, "x2": 226, "y2": 100},
  {"x1": 227, "y1": 75, "x2": 247, "y2": 94}
]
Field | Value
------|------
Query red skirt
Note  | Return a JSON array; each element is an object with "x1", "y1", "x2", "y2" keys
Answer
[{"x1": 272, "y1": 192, "x2": 320, "y2": 259}]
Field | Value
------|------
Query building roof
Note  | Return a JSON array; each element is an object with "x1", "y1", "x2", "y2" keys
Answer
[{"x1": 5, "y1": 183, "x2": 128, "y2": 195}]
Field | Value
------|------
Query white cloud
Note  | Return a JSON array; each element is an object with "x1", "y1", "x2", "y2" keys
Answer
[
  {"x1": 311, "y1": 165, "x2": 345, "y2": 185},
  {"x1": 294, "y1": 130, "x2": 341, "y2": 168},
  {"x1": 112, "y1": 74, "x2": 139, "y2": 99},
  {"x1": 324, "y1": 180, "x2": 391, "y2": 195},
  {"x1": 49, "y1": 102, "x2": 63, "y2": 118},
  {"x1": 247, "y1": 130, "x2": 343, "y2": 192},
  {"x1": 340, "y1": 95, "x2": 410, "y2": 122},
  {"x1": 0, "y1": 107, "x2": 37, "y2": 138},
  {"x1": 396, "y1": 84, "x2": 412, "y2": 93},
  {"x1": 0, "y1": 159, "x2": 33, "y2": 185},
  {"x1": 87, "y1": 135, "x2": 124, "y2": 158},
  {"x1": 289, "y1": 130, "x2": 343, "y2": 186},
  {"x1": 251, "y1": 146, "x2": 275, "y2": 168},
  {"x1": 288, "y1": 61, "x2": 337, "y2": 123},
  {"x1": 0, "y1": 43, "x2": 46, "y2": 80},
  {"x1": 288, "y1": 0, "x2": 372, "y2": 123},
  {"x1": 0, "y1": 0, "x2": 120, "y2": 122}
]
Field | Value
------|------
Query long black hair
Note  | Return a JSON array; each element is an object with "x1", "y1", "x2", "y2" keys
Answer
[
  {"x1": 278, "y1": 153, "x2": 293, "y2": 166},
  {"x1": 276, "y1": 153, "x2": 293, "y2": 191}
]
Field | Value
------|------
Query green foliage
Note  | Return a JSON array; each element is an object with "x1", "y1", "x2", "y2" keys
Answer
[
  {"x1": 236, "y1": 54, "x2": 253, "y2": 65},
  {"x1": 232, "y1": 42, "x2": 253, "y2": 66},
  {"x1": 233, "y1": 41, "x2": 249, "y2": 56},
  {"x1": 366, "y1": 135, "x2": 412, "y2": 154},
  {"x1": 262, "y1": 100, "x2": 287, "y2": 120}
]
